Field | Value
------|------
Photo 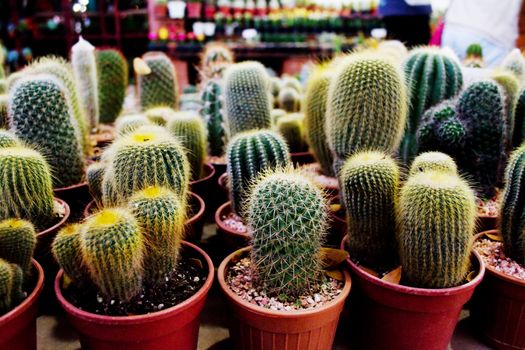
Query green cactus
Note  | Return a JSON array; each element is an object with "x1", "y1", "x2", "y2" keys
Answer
[
  {"x1": 0, "y1": 259, "x2": 23, "y2": 314},
  {"x1": 0, "y1": 80, "x2": 5, "y2": 94},
  {"x1": 275, "y1": 113, "x2": 307, "y2": 153},
  {"x1": 281, "y1": 76, "x2": 302, "y2": 93},
  {"x1": 224, "y1": 61, "x2": 272, "y2": 136},
  {"x1": 97, "y1": 49, "x2": 128, "y2": 124},
  {"x1": 200, "y1": 79, "x2": 228, "y2": 157},
  {"x1": 9, "y1": 76, "x2": 85, "y2": 188},
  {"x1": 0, "y1": 219, "x2": 36, "y2": 274},
  {"x1": 166, "y1": 111, "x2": 207, "y2": 180},
  {"x1": 326, "y1": 53, "x2": 407, "y2": 174},
  {"x1": 128, "y1": 186, "x2": 185, "y2": 284},
  {"x1": 409, "y1": 152, "x2": 458, "y2": 176},
  {"x1": 227, "y1": 130, "x2": 290, "y2": 216},
  {"x1": 270, "y1": 77, "x2": 282, "y2": 97},
  {"x1": 102, "y1": 125, "x2": 189, "y2": 205},
  {"x1": 144, "y1": 107, "x2": 177, "y2": 126},
  {"x1": 247, "y1": 169, "x2": 327, "y2": 296},
  {"x1": 270, "y1": 109, "x2": 287, "y2": 126},
  {"x1": 0, "y1": 146, "x2": 55, "y2": 227},
  {"x1": 492, "y1": 69, "x2": 519, "y2": 149},
  {"x1": 466, "y1": 43, "x2": 483, "y2": 59},
  {"x1": 514, "y1": 86, "x2": 525, "y2": 147},
  {"x1": 115, "y1": 114, "x2": 150, "y2": 136},
  {"x1": 0, "y1": 94, "x2": 7, "y2": 128},
  {"x1": 501, "y1": 48, "x2": 525, "y2": 82},
  {"x1": 138, "y1": 52, "x2": 179, "y2": 111},
  {"x1": 0, "y1": 130, "x2": 19, "y2": 148},
  {"x1": 52, "y1": 224, "x2": 88, "y2": 286},
  {"x1": 199, "y1": 42, "x2": 234, "y2": 80},
  {"x1": 277, "y1": 87, "x2": 301, "y2": 113},
  {"x1": 80, "y1": 208, "x2": 144, "y2": 301},
  {"x1": 86, "y1": 162, "x2": 105, "y2": 205},
  {"x1": 398, "y1": 170, "x2": 476, "y2": 288},
  {"x1": 340, "y1": 151, "x2": 400, "y2": 271}
]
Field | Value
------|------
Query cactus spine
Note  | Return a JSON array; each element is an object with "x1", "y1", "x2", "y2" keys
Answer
[
  {"x1": 52, "y1": 224, "x2": 88, "y2": 286},
  {"x1": 0, "y1": 130, "x2": 19, "y2": 148},
  {"x1": 200, "y1": 79, "x2": 228, "y2": 157},
  {"x1": 409, "y1": 151, "x2": 458, "y2": 176},
  {"x1": 97, "y1": 49, "x2": 128, "y2": 124},
  {"x1": 0, "y1": 219, "x2": 36, "y2": 274},
  {"x1": 115, "y1": 114, "x2": 150, "y2": 136},
  {"x1": 137, "y1": 52, "x2": 179, "y2": 111}
]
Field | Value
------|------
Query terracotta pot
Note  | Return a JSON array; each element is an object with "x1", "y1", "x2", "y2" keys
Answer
[
  {"x1": 190, "y1": 163, "x2": 216, "y2": 216},
  {"x1": 290, "y1": 151, "x2": 315, "y2": 166},
  {"x1": 477, "y1": 214, "x2": 498, "y2": 233},
  {"x1": 218, "y1": 247, "x2": 352, "y2": 350},
  {"x1": 218, "y1": 172, "x2": 228, "y2": 193},
  {"x1": 215, "y1": 201, "x2": 250, "y2": 249},
  {"x1": 340, "y1": 236, "x2": 485, "y2": 350},
  {"x1": 55, "y1": 241, "x2": 214, "y2": 350},
  {"x1": 0, "y1": 259, "x2": 43, "y2": 350},
  {"x1": 54, "y1": 182, "x2": 92, "y2": 221},
  {"x1": 327, "y1": 196, "x2": 346, "y2": 247},
  {"x1": 471, "y1": 230, "x2": 525, "y2": 350}
]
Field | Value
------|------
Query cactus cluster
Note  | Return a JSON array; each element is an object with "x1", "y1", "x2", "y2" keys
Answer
[
  {"x1": 97, "y1": 49, "x2": 128, "y2": 124},
  {"x1": 277, "y1": 87, "x2": 301, "y2": 113},
  {"x1": 137, "y1": 52, "x2": 179, "y2": 111},
  {"x1": 200, "y1": 79, "x2": 228, "y2": 157},
  {"x1": 275, "y1": 113, "x2": 307, "y2": 153}
]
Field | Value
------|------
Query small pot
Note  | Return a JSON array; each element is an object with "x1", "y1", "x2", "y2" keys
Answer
[
  {"x1": 477, "y1": 214, "x2": 498, "y2": 233},
  {"x1": 189, "y1": 163, "x2": 216, "y2": 216},
  {"x1": 290, "y1": 151, "x2": 315, "y2": 166},
  {"x1": 327, "y1": 196, "x2": 346, "y2": 247},
  {"x1": 187, "y1": 2, "x2": 203, "y2": 18},
  {"x1": 55, "y1": 241, "x2": 214, "y2": 350},
  {"x1": 471, "y1": 230, "x2": 525, "y2": 350},
  {"x1": 340, "y1": 236, "x2": 485, "y2": 350},
  {"x1": 218, "y1": 247, "x2": 352, "y2": 350},
  {"x1": 0, "y1": 259, "x2": 44, "y2": 350},
  {"x1": 54, "y1": 182, "x2": 92, "y2": 221},
  {"x1": 215, "y1": 201, "x2": 250, "y2": 249}
]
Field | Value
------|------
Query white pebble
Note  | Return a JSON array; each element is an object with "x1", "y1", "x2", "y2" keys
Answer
[
  {"x1": 314, "y1": 294, "x2": 321, "y2": 302},
  {"x1": 193, "y1": 276, "x2": 200, "y2": 282},
  {"x1": 306, "y1": 297, "x2": 314, "y2": 304}
]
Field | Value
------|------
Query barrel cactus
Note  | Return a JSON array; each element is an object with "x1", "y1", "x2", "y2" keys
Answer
[
  {"x1": 0, "y1": 219, "x2": 36, "y2": 274},
  {"x1": 52, "y1": 224, "x2": 88, "y2": 286},
  {"x1": 115, "y1": 114, "x2": 150, "y2": 136},
  {"x1": 0, "y1": 259, "x2": 23, "y2": 314},
  {"x1": 137, "y1": 52, "x2": 178, "y2": 111},
  {"x1": 0, "y1": 130, "x2": 19, "y2": 148},
  {"x1": 97, "y1": 49, "x2": 128, "y2": 124},
  {"x1": 86, "y1": 162, "x2": 105, "y2": 205},
  {"x1": 277, "y1": 87, "x2": 301, "y2": 113},
  {"x1": 409, "y1": 151, "x2": 458, "y2": 176},
  {"x1": 275, "y1": 113, "x2": 307, "y2": 153},
  {"x1": 200, "y1": 79, "x2": 228, "y2": 157}
]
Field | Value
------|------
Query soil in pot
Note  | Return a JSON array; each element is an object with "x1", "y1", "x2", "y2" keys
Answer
[
  {"x1": 215, "y1": 202, "x2": 251, "y2": 249},
  {"x1": 476, "y1": 193, "x2": 499, "y2": 233}
]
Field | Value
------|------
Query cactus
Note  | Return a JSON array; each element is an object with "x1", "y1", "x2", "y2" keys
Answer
[
  {"x1": 86, "y1": 162, "x2": 105, "y2": 205},
  {"x1": 270, "y1": 109, "x2": 286, "y2": 126},
  {"x1": 0, "y1": 259, "x2": 23, "y2": 314},
  {"x1": 270, "y1": 77, "x2": 282, "y2": 98},
  {"x1": 491, "y1": 69, "x2": 519, "y2": 149},
  {"x1": 102, "y1": 125, "x2": 189, "y2": 205},
  {"x1": 0, "y1": 80, "x2": 5, "y2": 94},
  {"x1": 501, "y1": 48, "x2": 525, "y2": 82},
  {"x1": 0, "y1": 147, "x2": 55, "y2": 227},
  {"x1": 199, "y1": 42, "x2": 234, "y2": 80},
  {"x1": 224, "y1": 61, "x2": 272, "y2": 136},
  {"x1": 128, "y1": 187, "x2": 185, "y2": 284},
  {"x1": 409, "y1": 152, "x2": 458, "y2": 176},
  {"x1": 71, "y1": 37, "x2": 99, "y2": 130},
  {"x1": 200, "y1": 79, "x2": 228, "y2": 157},
  {"x1": 115, "y1": 114, "x2": 150, "y2": 136},
  {"x1": 9, "y1": 75, "x2": 85, "y2": 188},
  {"x1": 378, "y1": 40, "x2": 408, "y2": 63},
  {"x1": 398, "y1": 170, "x2": 476, "y2": 288},
  {"x1": 52, "y1": 224, "x2": 88, "y2": 286},
  {"x1": 275, "y1": 113, "x2": 307, "y2": 153},
  {"x1": 304, "y1": 66, "x2": 335, "y2": 176},
  {"x1": 464, "y1": 44, "x2": 484, "y2": 68},
  {"x1": 281, "y1": 76, "x2": 302, "y2": 93},
  {"x1": 80, "y1": 208, "x2": 144, "y2": 301},
  {"x1": 137, "y1": 52, "x2": 179, "y2": 110},
  {"x1": 97, "y1": 49, "x2": 128, "y2": 124},
  {"x1": 514, "y1": 86, "x2": 525, "y2": 147},
  {"x1": 277, "y1": 87, "x2": 301, "y2": 113},
  {"x1": 0, "y1": 219, "x2": 36, "y2": 274},
  {"x1": 247, "y1": 169, "x2": 327, "y2": 296},
  {"x1": 400, "y1": 47, "x2": 463, "y2": 163},
  {"x1": 227, "y1": 130, "x2": 290, "y2": 216},
  {"x1": 340, "y1": 151, "x2": 400, "y2": 270},
  {"x1": 144, "y1": 107, "x2": 176, "y2": 126},
  {"x1": 326, "y1": 53, "x2": 407, "y2": 174},
  {"x1": 0, "y1": 129, "x2": 19, "y2": 148},
  {"x1": 0, "y1": 95, "x2": 7, "y2": 128},
  {"x1": 166, "y1": 111, "x2": 206, "y2": 180}
]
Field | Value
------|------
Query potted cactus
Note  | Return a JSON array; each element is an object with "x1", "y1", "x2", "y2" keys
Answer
[
  {"x1": 274, "y1": 112, "x2": 314, "y2": 166},
  {"x1": 218, "y1": 168, "x2": 352, "y2": 350}
]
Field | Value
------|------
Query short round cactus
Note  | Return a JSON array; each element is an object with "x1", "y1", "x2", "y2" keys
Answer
[
  {"x1": 115, "y1": 114, "x2": 150, "y2": 136},
  {"x1": 409, "y1": 152, "x2": 458, "y2": 177},
  {"x1": 52, "y1": 224, "x2": 88, "y2": 286},
  {"x1": 0, "y1": 219, "x2": 36, "y2": 274},
  {"x1": 275, "y1": 113, "x2": 307, "y2": 153}
]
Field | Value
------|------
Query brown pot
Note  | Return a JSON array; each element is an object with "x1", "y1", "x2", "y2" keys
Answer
[
  {"x1": 215, "y1": 201, "x2": 250, "y2": 249},
  {"x1": 290, "y1": 151, "x2": 315, "y2": 166},
  {"x1": 189, "y1": 163, "x2": 216, "y2": 216},
  {"x1": 218, "y1": 247, "x2": 352, "y2": 350},
  {"x1": 471, "y1": 230, "x2": 525, "y2": 350}
]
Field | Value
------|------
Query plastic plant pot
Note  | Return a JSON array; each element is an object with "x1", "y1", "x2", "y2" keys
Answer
[
  {"x1": 476, "y1": 215, "x2": 498, "y2": 233},
  {"x1": 215, "y1": 201, "x2": 251, "y2": 249}
]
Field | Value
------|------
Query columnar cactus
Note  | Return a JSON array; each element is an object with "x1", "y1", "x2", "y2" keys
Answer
[
  {"x1": 166, "y1": 111, "x2": 207, "y2": 180},
  {"x1": 52, "y1": 224, "x2": 87, "y2": 286},
  {"x1": 115, "y1": 114, "x2": 150, "y2": 136},
  {"x1": 224, "y1": 61, "x2": 272, "y2": 136},
  {"x1": 71, "y1": 37, "x2": 99, "y2": 130},
  {"x1": 144, "y1": 107, "x2": 176, "y2": 126},
  {"x1": 491, "y1": 69, "x2": 519, "y2": 148},
  {"x1": 409, "y1": 152, "x2": 458, "y2": 176},
  {"x1": 326, "y1": 53, "x2": 407, "y2": 174},
  {"x1": 0, "y1": 259, "x2": 23, "y2": 314},
  {"x1": 275, "y1": 113, "x2": 307, "y2": 153},
  {"x1": 137, "y1": 52, "x2": 179, "y2": 110},
  {"x1": 81, "y1": 208, "x2": 144, "y2": 301},
  {"x1": 398, "y1": 170, "x2": 476, "y2": 288},
  {"x1": 0, "y1": 219, "x2": 36, "y2": 274},
  {"x1": 247, "y1": 169, "x2": 327, "y2": 296},
  {"x1": 97, "y1": 49, "x2": 128, "y2": 124},
  {"x1": 277, "y1": 87, "x2": 301, "y2": 113},
  {"x1": 128, "y1": 187, "x2": 185, "y2": 284},
  {"x1": 9, "y1": 75, "x2": 85, "y2": 188},
  {"x1": 86, "y1": 162, "x2": 105, "y2": 205},
  {"x1": 227, "y1": 130, "x2": 290, "y2": 216},
  {"x1": 514, "y1": 86, "x2": 525, "y2": 147},
  {"x1": 340, "y1": 151, "x2": 400, "y2": 270},
  {"x1": 200, "y1": 79, "x2": 228, "y2": 157},
  {"x1": 0, "y1": 130, "x2": 19, "y2": 148},
  {"x1": 501, "y1": 48, "x2": 525, "y2": 82}
]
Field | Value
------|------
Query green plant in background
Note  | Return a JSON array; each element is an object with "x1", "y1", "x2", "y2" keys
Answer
[
  {"x1": 199, "y1": 42, "x2": 234, "y2": 81},
  {"x1": 464, "y1": 43, "x2": 484, "y2": 68},
  {"x1": 281, "y1": 76, "x2": 302, "y2": 93},
  {"x1": 0, "y1": 259, "x2": 23, "y2": 314},
  {"x1": 398, "y1": 170, "x2": 476, "y2": 288},
  {"x1": 247, "y1": 168, "x2": 327, "y2": 296},
  {"x1": 128, "y1": 186, "x2": 185, "y2": 284},
  {"x1": 409, "y1": 151, "x2": 458, "y2": 176},
  {"x1": 269, "y1": 76, "x2": 282, "y2": 99},
  {"x1": 491, "y1": 69, "x2": 519, "y2": 148},
  {"x1": 514, "y1": 86, "x2": 525, "y2": 147},
  {"x1": 270, "y1": 109, "x2": 286, "y2": 126},
  {"x1": 137, "y1": 52, "x2": 179, "y2": 111},
  {"x1": 326, "y1": 53, "x2": 407, "y2": 175},
  {"x1": 275, "y1": 113, "x2": 307, "y2": 153},
  {"x1": 277, "y1": 87, "x2": 301, "y2": 113},
  {"x1": 97, "y1": 49, "x2": 128, "y2": 124},
  {"x1": 501, "y1": 48, "x2": 525, "y2": 82},
  {"x1": 340, "y1": 151, "x2": 400, "y2": 271},
  {"x1": 0, "y1": 95, "x2": 7, "y2": 128},
  {"x1": 0, "y1": 219, "x2": 36, "y2": 275},
  {"x1": 200, "y1": 79, "x2": 228, "y2": 157},
  {"x1": 115, "y1": 114, "x2": 151, "y2": 136},
  {"x1": 86, "y1": 162, "x2": 105, "y2": 205},
  {"x1": 0, "y1": 146, "x2": 55, "y2": 227},
  {"x1": 9, "y1": 75, "x2": 85, "y2": 188},
  {"x1": 144, "y1": 106, "x2": 176, "y2": 126},
  {"x1": 400, "y1": 47, "x2": 463, "y2": 163},
  {"x1": 224, "y1": 61, "x2": 272, "y2": 136},
  {"x1": 466, "y1": 43, "x2": 483, "y2": 58},
  {"x1": 52, "y1": 224, "x2": 89, "y2": 287},
  {"x1": 166, "y1": 111, "x2": 206, "y2": 180},
  {"x1": 71, "y1": 37, "x2": 99, "y2": 130},
  {"x1": 0, "y1": 129, "x2": 19, "y2": 148},
  {"x1": 227, "y1": 130, "x2": 290, "y2": 216}
]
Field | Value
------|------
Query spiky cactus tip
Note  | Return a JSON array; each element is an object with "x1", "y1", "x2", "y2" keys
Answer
[
  {"x1": 409, "y1": 152, "x2": 458, "y2": 177},
  {"x1": 0, "y1": 219, "x2": 36, "y2": 274},
  {"x1": 115, "y1": 114, "x2": 150, "y2": 136},
  {"x1": 97, "y1": 49, "x2": 128, "y2": 124},
  {"x1": 144, "y1": 107, "x2": 176, "y2": 126},
  {"x1": 137, "y1": 52, "x2": 179, "y2": 111}
]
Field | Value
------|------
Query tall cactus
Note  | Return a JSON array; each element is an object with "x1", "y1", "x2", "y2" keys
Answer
[
  {"x1": 0, "y1": 219, "x2": 36, "y2": 274},
  {"x1": 200, "y1": 79, "x2": 228, "y2": 157},
  {"x1": 409, "y1": 151, "x2": 458, "y2": 176},
  {"x1": 275, "y1": 113, "x2": 307, "y2": 153},
  {"x1": 97, "y1": 49, "x2": 128, "y2": 124},
  {"x1": 52, "y1": 224, "x2": 88, "y2": 286},
  {"x1": 137, "y1": 52, "x2": 178, "y2": 111}
]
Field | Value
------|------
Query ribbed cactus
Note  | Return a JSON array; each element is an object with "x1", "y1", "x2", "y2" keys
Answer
[
  {"x1": 270, "y1": 77, "x2": 282, "y2": 98},
  {"x1": 137, "y1": 52, "x2": 178, "y2": 110},
  {"x1": 71, "y1": 37, "x2": 99, "y2": 130},
  {"x1": 277, "y1": 87, "x2": 301, "y2": 113},
  {"x1": 464, "y1": 44, "x2": 483, "y2": 68},
  {"x1": 514, "y1": 86, "x2": 525, "y2": 147},
  {"x1": 0, "y1": 130, "x2": 19, "y2": 148},
  {"x1": 97, "y1": 49, "x2": 128, "y2": 124},
  {"x1": 227, "y1": 130, "x2": 290, "y2": 216},
  {"x1": 81, "y1": 208, "x2": 144, "y2": 301},
  {"x1": 501, "y1": 48, "x2": 525, "y2": 82},
  {"x1": 0, "y1": 147, "x2": 55, "y2": 227},
  {"x1": 326, "y1": 53, "x2": 407, "y2": 174},
  {"x1": 399, "y1": 170, "x2": 476, "y2": 288},
  {"x1": 144, "y1": 107, "x2": 176, "y2": 126},
  {"x1": 0, "y1": 95, "x2": 7, "y2": 129},
  {"x1": 466, "y1": 43, "x2": 483, "y2": 58},
  {"x1": 0, "y1": 259, "x2": 23, "y2": 314},
  {"x1": 9, "y1": 75, "x2": 85, "y2": 188},
  {"x1": 224, "y1": 61, "x2": 272, "y2": 136},
  {"x1": 409, "y1": 151, "x2": 458, "y2": 176},
  {"x1": 102, "y1": 125, "x2": 189, "y2": 205},
  {"x1": 340, "y1": 151, "x2": 400, "y2": 270},
  {"x1": 115, "y1": 114, "x2": 150, "y2": 136},
  {"x1": 304, "y1": 66, "x2": 335, "y2": 176},
  {"x1": 86, "y1": 162, "x2": 105, "y2": 205},
  {"x1": 400, "y1": 47, "x2": 463, "y2": 163},
  {"x1": 200, "y1": 79, "x2": 228, "y2": 157},
  {"x1": 166, "y1": 111, "x2": 206, "y2": 180},
  {"x1": 0, "y1": 219, "x2": 36, "y2": 274},
  {"x1": 491, "y1": 69, "x2": 519, "y2": 149},
  {"x1": 199, "y1": 42, "x2": 234, "y2": 80},
  {"x1": 52, "y1": 224, "x2": 88, "y2": 286},
  {"x1": 248, "y1": 169, "x2": 327, "y2": 296},
  {"x1": 275, "y1": 113, "x2": 307, "y2": 153},
  {"x1": 128, "y1": 187, "x2": 185, "y2": 284}
]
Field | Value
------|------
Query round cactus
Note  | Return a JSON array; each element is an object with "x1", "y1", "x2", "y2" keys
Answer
[
  {"x1": 275, "y1": 113, "x2": 307, "y2": 153},
  {"x1": 97, "y1": 49, "x2": 128, "y2": 124},
  {"x1": 0, "y1": 130, "x2": 19, "y2": 148},
  {"x1": 0, "y1": 219, "x2": 36, "y2": 274},
  {"x1": 137, "y1": 52, "x2": 179, "y2": 111},
  {"x1": 0, "y1": 259, "x2": 23, "y2": 314},
  {"x1": 115, "y1": 114, "x2": 150, "y2": 136},
  {"x1": 200, "y1": 79, "x2": 228, "y2": 157},
  {"x1": 270, "y1": 77, "x2": 282, "y2": 98},
  {"x1": 501, "y1": 48, "x2": 525, "y2": 82},
  {"x1": 281, "y1": 76, "x2": 302, "y2": 93},
  {"x1": 409, "y1": 151, "x2": 458, "y2": 177},
  {"x1": 144, "y1": 107, "x2": 176, "y2": 126},
  {"x1": 466, "y1": 43, "x2": 483, "y2": 59},
  {"x1": 277, "y1": 87, "x2": 301, "y2": 113},
  {"x1": 86, "y1": 162, "x2": 105, "y2": 205},
  {"x1": 52, "y1": 224, "x2": 88, "y2": 286}
]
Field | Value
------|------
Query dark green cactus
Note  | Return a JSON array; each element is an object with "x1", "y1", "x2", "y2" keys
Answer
[
  {"x1": 200, "y1": 79, "x2": 228, "y2": 157},
  {"x1": 409, "y1": 151, "x2": 458, "y2": 177},
  {"x1": 0, "y1": 219, "x2": 36, "y2": 274},
  {"x1": 340, "y1": 151, "x2": 400, "y2": 271},
  {"x1": 86, "y1": 162, "x2": 105, "y2": 205},
  {"x1": 0, "y1": 259, "x2": 23, "y2": 315},
  {"x1": 144, "y1": 107, "x2": 176, "y2": 126},
  {"x1": 277, "y1": 87, "x2": 301, "y2": 113},
  {"x1": 0, "y1": 130, "x2": 19, "y2": 148},
  {"x1": 275, "y1": 113, "x2": 307, "y2": 153},
  {"x1": 248, "y1": 169, "x2": 327, "y2": 296},
  {"x1": 97, "y1": 49, "x2": 128, "y2": 124},
  {"x1": 227, "y1": 130, "x2": 290, "y2": 216},
  {"x1": 115, "y1": 114, "x2": 150, "y2": 136},
  {"x1": 399, "y1": 170, "x2": 476, "y2": 288},
  {"x1": 138, "y1": 52, "x2": 179, "y2": 110},
  {"x1": 492, "y1": 69, "x2": 519, "y2": 148},
  {"x1": 52, "y1": 224, "x2": 89, "y2": 286},
  {"x1": 514, "y1": 86, "x2": 525, "y2": 147},
  {"x1": 466, "y1": 44, "x2": 483, "y2": 58}
]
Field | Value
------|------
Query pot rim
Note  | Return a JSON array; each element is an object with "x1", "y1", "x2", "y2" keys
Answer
[
  {"x1": 186, "y1": 192, "x2": 205, "y2": 227},
  {"x1": 53, "y1": 182, "x2": 89, "y2": 193},
  {"x1": 37, "y1": 198, "x2": 70, "y2": 239},
  {"x1": 55, "y1": 240, "x2": 214, "y2": 324},
  {"x1": 341, "y1": 236, "x2": 485, "y2": 296},
  {"x1": 189, "y1": 162, "x2": 216, "y2": 186},
  {"x1": 215, "y1": 201, "x2": 251, "y2": 240},
  {"x1": 218, "y1": 246, "x2": 352, "y2": 317},
  {"x1": 0, "y1": 259, "x2": 44, "y2": 324},
  {"x1": 218, "y1": 172, "x2": 228, "y2": 190}
]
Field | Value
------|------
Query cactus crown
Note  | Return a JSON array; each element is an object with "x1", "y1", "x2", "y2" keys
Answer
[
  {"x1": 409, "y1": 151, "x2": 458, "y2": 177},
  {"x1": 52, "y1": 223, "x2": 88, "y2": 286},
  {"x1": 0, "y1": 219, "x2": 36, "y2": 275},
  {"x1": 275, "y1": 113, "x2": 307, "y2": 153},
  {"x1": 0, "y1": 129, "x2": 19, "y2": 148},
  {"x1": 115, "y1": 114, "x2": 151, "y2": 136}
]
